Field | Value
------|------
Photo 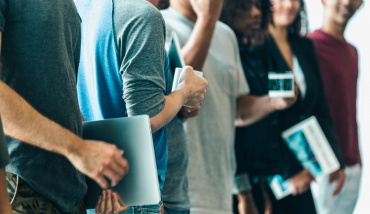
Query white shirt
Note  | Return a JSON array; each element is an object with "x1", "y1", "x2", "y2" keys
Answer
[
  {"x1": 293, "y1": 56, "x2": 307, "y2": 99},
  {"x1": 162, "y1": 8, "x2": 250, "y2": 214}
]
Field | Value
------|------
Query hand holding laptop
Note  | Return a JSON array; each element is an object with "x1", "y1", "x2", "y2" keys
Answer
[
  {"x1": 95, "y1": 190, "x2": 129, "y2": 214},
  {"x1": 68, "y1": 140, "x2": 129, "y2": 189}
]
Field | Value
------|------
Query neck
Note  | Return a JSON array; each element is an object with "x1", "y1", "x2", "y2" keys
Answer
[
  {"x1": 269, "y1": 24, "x2": 289, "y2": 43},
  {"x1": 170, "y1": 0, "x2": 197, "y2": 22},
  {"x1": 147, "y1": 0, "x2": 159, "y2": 9},
  {"x1": 321, "y1": 16, "x2": 347, "y2": 41}
]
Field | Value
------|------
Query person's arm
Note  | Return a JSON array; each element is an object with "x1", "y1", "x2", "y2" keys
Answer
[
  {"x1": 237, "y1": 191, "x2": 259, "y2": 214},
  {"x1": 0, "y1": 32, "x2": 128, "y2": 189},
  {"x1": 114, "y1": 4, "x2": 207, "y2": 132},
  {"x1": 181, "y1": 0, "x2": 223, "y2": 71},
  {"x1": 151, "y1": 66, "x2": 207, "y2": 131},
  {"x1": 234, "y1": 173, "x2": 259, "y2": 214},
  {"x1": 236, "y1": 93, "x2": 297, "y2": 127},
  {"x1": 0, "y1": 168, "x2": 11, "y2": 214}
]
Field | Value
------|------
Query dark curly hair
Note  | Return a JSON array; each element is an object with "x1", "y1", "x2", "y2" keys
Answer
[
  {"x1": 220, "y1": 0, "x2": 272, "y2": 47},
  {"x1": 282, "y1": 0, "x2": 309, "y2": 36}
]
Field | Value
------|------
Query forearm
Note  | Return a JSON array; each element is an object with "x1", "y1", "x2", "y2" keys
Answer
[
  {"x1": 0, "y1": 81, "x2": 81, "y2": 157},
  {"x1": 150, "y1": 90, "x2": 187, "y2": 132},
  {"x1": 182, "y1": 17, "x2": 217, "y2": 71},
  {"x1": 235, "y1": 95, "x2": 275, "y2": 127},
  {"x1": 0, "y1": 168, "x2": 12, "y2": 214}
]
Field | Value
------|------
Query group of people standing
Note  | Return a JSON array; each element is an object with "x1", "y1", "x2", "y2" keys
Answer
[{"x1": 0, "y1": 0, "x2": 363, "y2": 214}]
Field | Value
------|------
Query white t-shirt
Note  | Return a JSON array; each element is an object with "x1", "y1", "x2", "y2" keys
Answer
[
  {"x1": 162, "y1": 8, "x2": 250, "y2": 214},
  {"x1": 293, "y1": 56, "x2": 307, "y2": 99}
]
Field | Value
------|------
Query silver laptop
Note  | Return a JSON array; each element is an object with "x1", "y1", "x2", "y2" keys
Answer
[{"x1": 82, "y1": 115, "x2": 161, "y2": 209}]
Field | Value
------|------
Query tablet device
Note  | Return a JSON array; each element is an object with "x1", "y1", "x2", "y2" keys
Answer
[
  {"x1": 83, "y1": 115, "x2": 161, "y2": 209},
  {"x1": 168, "y1": 32, "x2": 185, "y2": 75}
]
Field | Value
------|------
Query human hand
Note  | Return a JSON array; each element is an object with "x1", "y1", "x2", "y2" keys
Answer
[
  {"x1": 237, "y1": 191, "x2": 259, "y2": 214},
  {"x1": 67, "y1": 140, "x2": 129, "y2": 189},
  {"x1": 178, "y1": 66, "x2": 207, "y2": 107},
  {"x1": 329, "y1": 169, "x2": 346, "y2": 196},
  {"x1": 290, "y1": 169, "x2": 314, "y2": 196},
  {"x1": 270, "y1": 82, "x2": 298, "y2": 110},
  {"x1": 190, "y1": 0, "x2": 223, "y2": 23},
  {"x1": 95, "y1": 190, "x2": 129, "y2": 214},
  {"x1": 178, "y1": 105, "x2": 201, "y2": 122}
]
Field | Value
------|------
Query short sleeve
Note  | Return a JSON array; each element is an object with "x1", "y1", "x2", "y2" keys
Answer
[
  {"x1": 113, "y1": 1, "x2": 166, "y2": 118},
  {"x1": 0, "y1": 115, "x2": 10, "y2": 168},
  {"x1": 0, "y1": 0, "x2": 7, "y2": 32},
  {"x1": 233, "y1": 173, "x2": 252, "y2": 194}
]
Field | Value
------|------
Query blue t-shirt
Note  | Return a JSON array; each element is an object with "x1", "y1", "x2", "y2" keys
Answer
[{"x1": 75, "y1": 0, "x2": 168, "y2": 190}]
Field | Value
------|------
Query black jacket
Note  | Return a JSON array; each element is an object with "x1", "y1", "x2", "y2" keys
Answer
[{"x1": 235, "y1": 33, "x2": 344, "y2": 179}]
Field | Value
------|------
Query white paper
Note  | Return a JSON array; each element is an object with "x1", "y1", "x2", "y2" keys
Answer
[{"x1": 172, "y1": 68, "x2": 203, "y2": 92}]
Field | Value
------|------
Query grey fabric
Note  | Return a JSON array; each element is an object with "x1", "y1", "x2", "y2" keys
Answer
[
  {"x1": 162, "y1": 116, "x2": 190, "y2": 211},
  {"x1": 0, "y1": 115, "x2": 10, "y2": 168},
  {"x1": 113, "y1": 0, "x2": 166, "y2": 118},
  {"x1": 0, "y1": 1, "x2": 87, "y2": 212},
  {"x1": 162, "y1": 8, "x2": 250, "y2": 214},
  {"x1": 161, "y1": 32, "x2": 190, "y2": 210},
  {"x1": 233, "y1": 173, "x2": 252, "y2": 194}
]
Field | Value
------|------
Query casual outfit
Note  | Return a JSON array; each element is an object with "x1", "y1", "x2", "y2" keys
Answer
[
  {"x1": 0, "y1": 116, "x2": 10, "y2": 168},
  {"x1": 310, "y1": 29, "x2": 362, "y2": 214},
  {"x1": 162, "y1": 94, "x2": 190, "y2": 212},
  {"x1": 162, "y1": 8, "x2": 250, "y2": 214},
  {"x1": 0, "y1": 1, "x2": 86, "y2": 213},
  {"x1": 162, "y1": 114, "x2": 190, "y2": 214},
  {"x1": 75, "y1": 0, "x2": 168, "y2": 213},
  {"x1": 161, "y1": 22, "x2": 190, "y2": 214},
  {"x1": 233, "y1": 34, "x2": 344, "y2": 214}
]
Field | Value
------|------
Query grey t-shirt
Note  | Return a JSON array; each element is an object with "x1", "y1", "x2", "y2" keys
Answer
[
  {"x1": 0, "y1": 115, "x2": 10, "y2": 168},
  {"x1": 0, "y1": 1, "x2": 87, "y2": 212},
  {"x1": 161, "y1": 64, "x2": 190, "y2": 210},
  {"x1": 162, "y1": 8, "x2": 250, "y2": 214}
]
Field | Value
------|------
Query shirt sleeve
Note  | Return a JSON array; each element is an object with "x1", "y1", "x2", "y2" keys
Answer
[
  {"x1": 233, "y1": 172, "x2": 252, "y2": 194},
  {"x1": 113, "y1": 2, "x2": 166, "y2": 118},
  {"x1": 0, "y1": 115, "x2": 10, "y2": 168}
]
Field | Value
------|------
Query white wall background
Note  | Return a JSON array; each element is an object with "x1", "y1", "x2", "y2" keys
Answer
[{"x1": 305, "y1": 2, "x2": 370, "y2": 214}]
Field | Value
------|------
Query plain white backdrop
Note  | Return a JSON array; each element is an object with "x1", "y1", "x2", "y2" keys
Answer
[{"x1": 305, "y1": 1, "x2": 369, "y2": 214}]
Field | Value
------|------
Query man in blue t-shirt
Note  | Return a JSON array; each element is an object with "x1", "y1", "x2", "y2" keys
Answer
[{"x1": 75, "y1": 0, "x2": 207, "y2": 213}]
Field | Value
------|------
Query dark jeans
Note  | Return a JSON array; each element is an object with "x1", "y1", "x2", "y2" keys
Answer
[{"x1": 164, "y1": 207, "x2": 189, "y2": 214}]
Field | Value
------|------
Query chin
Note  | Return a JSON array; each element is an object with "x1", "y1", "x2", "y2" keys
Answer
[{"x1": 336, "y1": 18, "x2": 350, "y2": 27}]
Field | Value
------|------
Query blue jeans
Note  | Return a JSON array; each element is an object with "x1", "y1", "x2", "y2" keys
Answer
[
  {"x1": 164, "y1": 207, "x2": 189, "y2": 214},
  {"x1": 87, "y1": 202, "x2": 161, "y2": 214}
]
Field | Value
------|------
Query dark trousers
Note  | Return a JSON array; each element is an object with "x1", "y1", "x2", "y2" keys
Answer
[{"x1": 233, "y1": 180, "x2": 317, "y2": 214}]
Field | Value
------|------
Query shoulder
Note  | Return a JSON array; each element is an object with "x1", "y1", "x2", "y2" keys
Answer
[
  {"x1": 113, "y1": 0, "x2": 163, "y2": 25},
  {"x1": 216, "y1": 21, "x2": 237, "y2": 40},
  {"x1": 290, "y1": 33, "x2": 316, "y2": 53},
  {"x1": 215, "y1": 21, "x2": 240, "y2": 51},
  {"x1": 347, "y1": 42, "x2": 359, "y2": 55}
]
